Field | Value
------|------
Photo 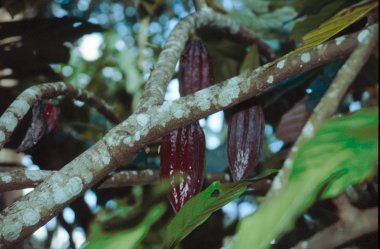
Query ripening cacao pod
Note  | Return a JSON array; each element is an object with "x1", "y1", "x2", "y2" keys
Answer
[
  {"x1": 43, "y1": 103, "x2": 59, "y2": 134},
  {"x1": 160, "y1": 122, "x2": 206, "y2": 212},
  {"x1": 160, "y1": 35, "x2": 211, "y2": 212},
  {"x1": 179, "y1": 35, "x2": 212, "y2": 96},
  {"x1": 227, "y1": 103, "x2": 265, "y2": 181}
]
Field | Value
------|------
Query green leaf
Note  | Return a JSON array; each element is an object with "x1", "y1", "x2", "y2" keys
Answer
[
  {"x1": 301, "y1": 1, "x2": 378, "y2": 47},
  {"x1": 164, "y1": 169, "x2": 276, "y2": 248},
  {"x1": 233, "y1": 108, "x2": 378, "y2": 249},
  {"x1": 84, "y1": 203, "x2": 166, "y2": 249}
]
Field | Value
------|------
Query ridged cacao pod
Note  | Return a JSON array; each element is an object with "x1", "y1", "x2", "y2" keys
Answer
[
  {"x1": 160, "y1": 122, "x2": 206, "y2": 212},
  {"x1": 227, "y1": 103, "x2": 265, "y2": 181},
  {"x1": 179, "y1": 36, "x2": 212, "y2": 96}
]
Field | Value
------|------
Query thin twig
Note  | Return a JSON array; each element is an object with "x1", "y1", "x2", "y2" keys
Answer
[
  {"x1": 267, "y1": 24, "x2": 379, "y2": 199},
  {"x1": 0, "y1": 82, "x2": 122, "y2": 150}
]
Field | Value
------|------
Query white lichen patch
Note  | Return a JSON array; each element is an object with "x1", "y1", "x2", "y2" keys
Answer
[
  {"x1": 123, "y1": 136, "x2": 132, "y2": 145},
  {"x1": 276, "y1": 60, "x2": 286, "y2": 69},
  {"x1": 101, "y1": 151, "x2": 111, "y2": 165},
  {"x1": 158, "y1": 101, "x2": 171, "y2": 113},
  {"x1": 301, "y1": 53, "x2": 311, "y2": 63},
  {"x1": 1, "y1": 175, "x2": 12, "y2": 183},
  {"x1": 173, "y1": 109, "x2": 184, "y2": 119},
  {"x1": 357, "y1": 29, "x2": 369, "y2": 43},
  {"x1": 218, "y1": 78, "x2": 240, "y2": 107},
  {"x1": 267, "y1": 75, "x2": 274, "y2": 84},
  {"x1": 64, "y1": 177, "x2": 83, "y2": 197},
  {"x1": 1, "y1": 112, "x2": 18, "y2": 132},
  {"x1": 11, "y1": 99, "x2": 30, "y2": 116},
  {"x1": 302, "y1": 122, "x2": 314, "y2": 138},
  {"x1": 335, "y1": 36, "x2": 345, "y2": 46},
  {"x1": 81, "y1": 169, "x2": 94, "y2": 184},
  {"x1": 300, "y1": 241, "x2": 308, "y2": 249},
  {"x1": 22, "y1": 208, "x2": 40, "y2": 226},
  {"x1": 195, "y1": 90, "x2": 211, "y2": 111},
  {"x1": 224, "y1": 174, "x2": 231, "y2": 181},
  {"x1": 23, "y1": 88, "x2": 41, "y2": 97},
  {"x1": 133, "y1": 131, "x2": 141, "y2": 141},
  {"x1": 25, "y1": 170, "x2": 42, "y2": 181},
  {"x1": 0, "y1": 130, "x2": 5, "y2": 142},
  {"x1": 53, "y1": 185, "x2": 70, "y2": 204},
  {"x1": 146, "y1": 169, "x2": 154, "y2": 176},
  {"x1": 2, "y1": 221, "x2": 22, "y2": 241},
  {"x1": 136, "y1": 114, "x2": 150, "y2": 127}
]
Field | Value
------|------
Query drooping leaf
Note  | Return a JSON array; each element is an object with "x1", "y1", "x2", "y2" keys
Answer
[
  {"x1": 301, "y1": 1, "x2": 378, "y2": 46},
  {"x1": 234, "y1": 108, "x2": 378, "y2": 249},
  {"x1": 84, "y1": 203, "x2": 166, "y2": 249},
  {"x1": 164, "y1": 169, "x2": 277, "y2": 248},
  {"x1": 268, "y1": 1, "x2": 377, "y2": 71}
]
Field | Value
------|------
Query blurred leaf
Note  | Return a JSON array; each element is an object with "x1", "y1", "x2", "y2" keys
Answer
[
  {"x1": 229, "y1": 2, "x2": 297, "y2": 39},
  {"x1": 85, "y1": 202, "x2": 166, "y2": 249},
  {"x1": 239, "y1": 44, "x2": 260, "y2": 74},
  {"x1": 291, "y1": 0, "x2": 348, "y2": 42},
  {"x1": 301, "y1": 1, "x2": 378, "y2": 45},
  {"x1": 164, "y1": 169, "x2": 277, "y2": 248},
  {"x1": 234, "y1": 108, "x2": 378, "y2": 249}
]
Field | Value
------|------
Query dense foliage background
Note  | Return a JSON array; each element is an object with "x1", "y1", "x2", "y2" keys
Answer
[{"x1": 0, "y1": 0, "x2": 378, "y2": 248}]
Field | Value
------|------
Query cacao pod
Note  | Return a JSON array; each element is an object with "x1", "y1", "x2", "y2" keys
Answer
[
  {"x1": 179, "y1": 36, "x2": 212, "y2": 96},
  {"x1": 227, "y1": 103, "x2": 265, "y2": 181},
  {"x1": 17, "y1": 101, "x2": 59, "y2": 152},
  {"x1": 160, "y1": 122, "x2": 206, "y2": 212}
]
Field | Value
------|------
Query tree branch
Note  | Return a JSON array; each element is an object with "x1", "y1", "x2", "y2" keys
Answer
[
  {"x1": 0, "y1": 24, "x2": 369, "y2": 246},
  {"x1": 294, "y1": 196, "x2": 378, "y2": 249},
  {"x1": 135, "y1": 10, "x2": 276, "y2": 113},
  {"x1": 0, "y1": 82, "x2": 122, "y2": 150},
  {"x1": 0, "y1": 168, "x2": 233, "y2": 191},
  {"x1": 267, "y1": 24, "x2": 379, "y2": 199}
]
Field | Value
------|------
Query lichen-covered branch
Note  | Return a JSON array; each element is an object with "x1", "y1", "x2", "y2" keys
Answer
[
  {"x1": 0, "y1": 82, "x2": 122, "y2": 150},
  {"x1": 0, "y1": 168, "x2": 232, "y2": 191},
  {"x1": 0, "y1": 26, "x2": 368, "y2": 246},
  {"x1": 294, "y1": 196, "x2": 378, "y2": 249},
  {"x1": 266, "y1": 24, "x2": 378, "y2": 199},
  {"x1": 136, "y1": 10, "x2": 276, "y2": 113}
]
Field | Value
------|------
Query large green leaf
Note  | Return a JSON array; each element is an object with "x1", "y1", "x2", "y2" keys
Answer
[
  {"x1": 84, "y1": 203, "x2": 166, "y2": 249},
  {"x1": 164, "y1": 169, "x2": 277, "y2": 248},
  {"x1": 233, "y1": 108, "x2": 378, "y2": 249}
]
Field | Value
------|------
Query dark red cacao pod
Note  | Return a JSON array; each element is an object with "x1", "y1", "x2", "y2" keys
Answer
[
  {"x1": 227, "y1": 104, "x2": 265, "y2": 181},
  {"x1": 43, "y1": 103, "x2": 59, "y2": 134},
  {"x1": 160, "y1": 122, "x2": 206, "y2": 212},
  {"x1": 179, "y1": 36, "x2": 212, "y2": 96}
]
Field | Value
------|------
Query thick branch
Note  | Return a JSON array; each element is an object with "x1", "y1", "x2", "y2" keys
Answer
[
  {"x1": 0, "y1": 82, "x2": 122, "y2": 150},
  {"x1": 267, "y1": 24, "x2": 379, "y2": 199},
  {"x1": 136, "y1": 10, "x2": 276, "y2": 113},
  {"x1": 0, "y1": 26, "x2": 368, "y2": 246}
]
